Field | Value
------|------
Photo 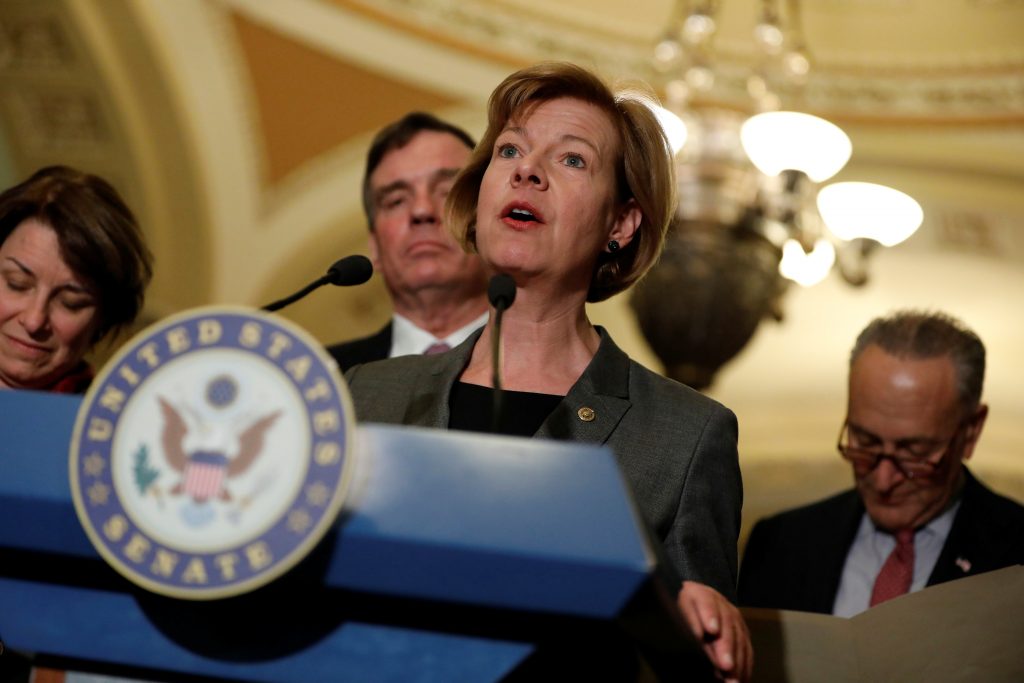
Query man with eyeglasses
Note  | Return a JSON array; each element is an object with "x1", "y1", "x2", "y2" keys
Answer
[{"x1": 737, "y1": 310, "x2": 1024, "y2": 616}]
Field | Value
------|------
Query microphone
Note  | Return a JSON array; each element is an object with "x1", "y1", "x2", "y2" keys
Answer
[
  {"x1": 488, "y1": 273, "x2": 516, "y2": 311},
  {"x1": 262, "y1": 255, "x2": 373, "y2": 312},
  {"x1": 325, "y1": 255, "x2": 374, "y2": 287},
  {"x1": 488, "y1": 274, "x2": 516, "y2": 432}
]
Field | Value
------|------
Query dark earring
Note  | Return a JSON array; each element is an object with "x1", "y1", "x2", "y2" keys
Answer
[{"x1": 607, "y1": 240, "x2": 620, "y2": 253}]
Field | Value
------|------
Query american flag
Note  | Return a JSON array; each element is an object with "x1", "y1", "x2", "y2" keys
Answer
[{"x1": 183, "y1": 451, "x2": 229, "y2": 501}]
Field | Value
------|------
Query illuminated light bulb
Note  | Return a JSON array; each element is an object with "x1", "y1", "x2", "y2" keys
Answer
[
  {"x1": 783, "y1": 50, "x2": 811, "y2": 78},
  {"x1": 649, "y1": 104, "x2": 688, "y2": 154},
  {"x1": 754, "y1": 22, "x2": 784, "y2": 53},
  {"x1": 779, "y1": 238, "x2": 836, "y2": 286},
  {"x1": 653, "y1": 38, "x2": 683, "y2": 71},
  {"x1": 747, "y1": 74, "x2": 768, "y2": 100},
  {"x1": 682, "y1": 13, "x2": 716, "y2": 45},
  {"x1": 686, "y1": 65, "x2": 715, "y2": 91}
]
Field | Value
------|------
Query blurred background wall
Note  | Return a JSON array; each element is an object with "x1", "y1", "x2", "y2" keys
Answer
[{"x1": 1, "y1": 0, "x2": 1021, "y2": 543}]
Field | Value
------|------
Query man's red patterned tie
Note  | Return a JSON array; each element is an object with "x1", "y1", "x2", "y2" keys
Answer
[{"x1": 870, "y1": 529, "x2": 915, "y2": 607}]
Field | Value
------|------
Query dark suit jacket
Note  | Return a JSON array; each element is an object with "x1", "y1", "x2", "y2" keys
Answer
[
  {"x1": 345, "y1": 327, "x2": 743, "y2": 600},
  {"x1": 327, "y1": 323, "x2": 392, "y2": 372},
  {"x1": 737, "y1": 468, "x2": 1024, "y2": 613}
]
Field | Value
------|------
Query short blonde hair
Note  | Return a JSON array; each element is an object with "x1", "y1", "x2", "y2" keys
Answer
[{"x1": 446, "y1": 62, "x2": 675, "y2": 302}]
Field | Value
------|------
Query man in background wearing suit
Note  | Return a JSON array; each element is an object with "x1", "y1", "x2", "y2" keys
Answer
[
  {"x1": 739, "y1": 310, "x2": 1024, "y2": 616},
  {"x1": 328, "y1": 112, "x2": 488, "y2": 370}
]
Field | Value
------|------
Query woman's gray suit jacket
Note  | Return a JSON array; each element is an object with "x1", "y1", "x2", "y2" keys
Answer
[{"x1": 344, "y1": 327, "x2": 743, "y2": 600}]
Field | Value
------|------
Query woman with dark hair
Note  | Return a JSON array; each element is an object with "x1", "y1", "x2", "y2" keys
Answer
[
  {"x1": 347, "y1": 63, "x2": 750, "y2": 680},
  {"x1": 0, "y1": 165, "x2": 152, "y2": 392}
]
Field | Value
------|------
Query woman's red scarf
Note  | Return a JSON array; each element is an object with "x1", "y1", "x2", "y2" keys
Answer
[{"x1": 48, "y1": 362, "x2": 94, "y2": 394}]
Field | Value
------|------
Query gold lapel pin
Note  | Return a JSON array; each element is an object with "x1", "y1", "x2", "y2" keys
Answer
[{"x1": 577, "y1": 406, "x2": 596, "y2": 422}]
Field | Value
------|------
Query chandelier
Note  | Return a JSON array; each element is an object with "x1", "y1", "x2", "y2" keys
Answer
[{"x1": 630, "y1": 0, "x2": 924, "y2": 390}]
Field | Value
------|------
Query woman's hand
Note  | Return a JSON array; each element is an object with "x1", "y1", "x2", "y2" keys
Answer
[{"x1": 677, "y1": 580, "x2": 753, "y2": 683}]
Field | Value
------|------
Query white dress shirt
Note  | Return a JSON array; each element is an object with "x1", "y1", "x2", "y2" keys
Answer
[
  {"x1": 389, "y1": 311, "x2": 488, "y2": 358},
  {"x1": 832, "y1": 499, "x2": 960, "y2": 617}
]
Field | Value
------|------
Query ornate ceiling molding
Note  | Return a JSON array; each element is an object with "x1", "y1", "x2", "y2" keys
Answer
[{"x1": 335, "y1": 0, "x2": 1024, "y2": 123}]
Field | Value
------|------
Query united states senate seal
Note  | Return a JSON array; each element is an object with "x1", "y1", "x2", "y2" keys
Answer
[{"x1": 69, "y1": 307, "x2": 354, "y2": 600}]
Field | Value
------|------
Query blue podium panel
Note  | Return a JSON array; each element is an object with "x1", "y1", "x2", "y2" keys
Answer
[
  {"x1": 331, "y1": 424, "x2": 654, "y2": 618},
  {"x1": 0, "y1": 390, "x2": 661, "y2": 681},
  {"x1": 0, "y1": 391, "x2": 95, "y2": 557},
  {"x1": 0, "y1": 577, "x2": 529, "y2": 683}
]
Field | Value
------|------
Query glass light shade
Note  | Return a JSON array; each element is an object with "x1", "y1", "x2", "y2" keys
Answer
[
  {"x1": 740, "y1": 111, "x2": 852, "y2": 182},
  {"x1": 817, "y1": 182, "x2": 923, "y2": 246},
  {"x1": 779, "y1": 238, "x2": 836, "y2": 287},
  {"x1": 650, "y1": 104, "x2": 688, "y2": 154}
]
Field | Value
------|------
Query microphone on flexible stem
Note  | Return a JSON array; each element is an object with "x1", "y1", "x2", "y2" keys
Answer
[
  {"x1": 487, "y1": 274, "x2": 516, "y2": 433},
  {"x1": 262, "y1": 255, "x2": 373, "y2": 312}
]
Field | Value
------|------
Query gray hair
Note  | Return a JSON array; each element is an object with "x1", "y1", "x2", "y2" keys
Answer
[{"x1": 850, "y1": 310, "x2": 985, "y2": 411}]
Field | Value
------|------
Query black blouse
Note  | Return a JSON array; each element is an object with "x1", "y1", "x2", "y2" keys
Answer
[{"x1": 448, "y1": 381, "x2": 562, "y2": 437}]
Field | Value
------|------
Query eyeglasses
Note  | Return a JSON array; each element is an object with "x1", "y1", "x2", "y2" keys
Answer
[{"x1": 836, "y1": 419, "x2": 968, "y2": 480}]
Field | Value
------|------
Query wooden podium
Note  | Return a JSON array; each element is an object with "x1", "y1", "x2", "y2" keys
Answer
[{"x1": 0, "y1": 390, "x2": 708, "y2": 682}]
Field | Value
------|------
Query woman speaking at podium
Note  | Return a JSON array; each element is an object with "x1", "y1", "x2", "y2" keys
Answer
[
  {"x1": 346, "y1": 62, "x2": 750, "y2": 681},
  {"x1": 0, "y1": 166, "x2": 152, "y2": 393}
]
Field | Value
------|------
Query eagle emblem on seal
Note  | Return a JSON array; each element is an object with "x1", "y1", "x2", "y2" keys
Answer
[
  {"x1": 157, "y1": 397, "x2": 281, "y2": 504},
  {"x1": 146, "y1": 375, "x2": 282, "y2": 519}
]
